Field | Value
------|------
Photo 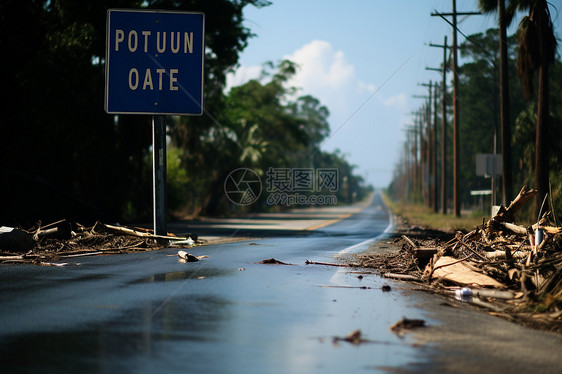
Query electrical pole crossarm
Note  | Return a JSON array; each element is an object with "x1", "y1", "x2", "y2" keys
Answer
[
  {"x1": 431, "y1": 11, "x2": 481, "y2": 31},
  {"x1": 428, "y1": 43, "x2": 450, "y2": 48},
  {"x1": 431, "y1": 11, "x2": 482, "y2": 16}
]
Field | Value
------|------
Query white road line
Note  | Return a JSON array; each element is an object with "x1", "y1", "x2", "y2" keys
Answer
[
  {"x1": 336, "y1": 212, "x2": 394, "y2": 256},
  {"x1": 329, "y1": 213, "x2": 394, "y2": 286}
]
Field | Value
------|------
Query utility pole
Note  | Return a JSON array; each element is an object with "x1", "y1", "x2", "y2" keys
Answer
[
  {"x1": 421, "y1": 81, "x2": 438, "y2": 213},
  {"x1": 410, "y1": 124, "x2": 419, "y2": 200},
  {"x1": 404, "y1": 128, "x2": 415, "y2": 200},
  {"x1": 432, "y1": 82, "x2": 438, "y2": 213},
  {"x1": 417, "y1": 112, "x2": 423, "y2": 200},
  {"x1": 401, "y1": 140, "x2": 410, "y2": 199},
  {"x1": 419, "y1": 82, "x2": 435, "y2": 210},
  {"x1": 425, "y1": 92, "x2": 433, "y2": 208},
  {"x1": 403, "y1": 126, "x2": 417, "y2": 201},
  {"x1": 411, "y1": 107, "x2": 425, "y2": 202},
  {"x1": 498, "y1": 0, "x2": 513, "y2": 206},
  {"x1": 427, "y1": 35, "x2": 449, "y2": 215},
  {"x1": 432, "y1": 1, "x2": 481, "y2": 217},
  {"x1": 415, "y1": 113, "x2": 422, "y2": 199},
  {"x1": 426, "y1": 97, "x2": 432, "y2": 209},
  {"x1": 451, "y1": 0, "x2": 460, "y2": 217},
  {"x1": 405, "y1": 128, "x2": 412, "y2": 200}
]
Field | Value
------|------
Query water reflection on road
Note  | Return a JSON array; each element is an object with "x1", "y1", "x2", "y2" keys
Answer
[{"x1": 0, "y1": 193, "x2": 432, "y2": 373}]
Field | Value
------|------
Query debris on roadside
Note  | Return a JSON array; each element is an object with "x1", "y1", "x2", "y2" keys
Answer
[
  {"x1": 333, "y1": 329, "x2": 368, "y2": 345},
  {"x1": 320, "y1": 285, "x2": 373, "y2": 289},
  {"x1": 430, "y1": 255, "x2": 506, "y2": 288},
  {"x1": 359, "y1": 245, "x2": 424, "y2": 280},
  {"x1": 170, "y1": 237, "x2": 196, "y2": 247},
  {"x1": 0, "y1": 220, "x2": 203, "y2": 265},
  {"x1": 305, "y1": 259, "x2": 353, "y2": 267},
  {"x1": 0, "y1": 226, "x2": 35, "y2": 253},
  {"x1": 358, "y1": 185, "x2": 562, "y2": 333},
  {"x1": 177, "y1": 250, "x2": 208, "y2": 263},
  {"x1": 257, "y1": 258, "x2": 294, "y2": 265},
  {"x1": 390, "y1": 317, "x2": 426, "y2": 336}
]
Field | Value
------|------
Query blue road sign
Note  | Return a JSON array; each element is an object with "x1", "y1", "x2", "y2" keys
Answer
[{"x1": 105, "y1": 9, "x2": 205, "y2": 115}]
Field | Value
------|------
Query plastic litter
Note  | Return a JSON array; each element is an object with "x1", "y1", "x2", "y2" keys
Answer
[{"x1": 455, "y1": 287, "x2": 473, "y2": 301}]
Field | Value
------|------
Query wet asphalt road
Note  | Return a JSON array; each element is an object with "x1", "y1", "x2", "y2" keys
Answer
[
  {"x1": 3, "y1": 192, "x2": 562, "y2": 373},
  {"x1": 0, "y1": 193, "x2": 432, "y2": 373}
]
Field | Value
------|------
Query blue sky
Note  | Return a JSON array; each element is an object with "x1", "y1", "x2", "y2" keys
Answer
[{"x1": 226, "y1": 0, "x2": 562, "y2": 188}]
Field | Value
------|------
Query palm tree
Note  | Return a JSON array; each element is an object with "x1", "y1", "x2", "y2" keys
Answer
[
  {"x1": 478, "y1": 0, "x2": 513, "y2": 207},
  {"x1": 479, "y1": 0, "x2": 558, "y2": 215}
]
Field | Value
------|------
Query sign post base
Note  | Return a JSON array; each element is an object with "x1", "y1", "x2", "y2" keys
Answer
[{"x1": 153, "y1": 115, "x2": 167, "y2": 236}]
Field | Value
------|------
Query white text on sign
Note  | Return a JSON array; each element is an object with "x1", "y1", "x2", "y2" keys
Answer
[
  {"x1": 128, "y1": 68, "x2": 178, "y2": 91},
  {"x1": 115, "y1": 30, "x2": 194, "y2": 53},
  {"x1": 115, "y1": 30, "x2": 194, "y2": 92}
]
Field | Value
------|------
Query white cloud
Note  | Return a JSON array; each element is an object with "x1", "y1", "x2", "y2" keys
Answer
[
  {"x1": 283, "y1": 40, "x2": 375, "y2": 120},
  {"x1": 286, "y1": 41, "x2": 354, "y2": 90},
  {"x1": 225, "y1": 41, "x2": 401, "y2": 188},
  {"x1": 382, "y1": 93, "x2": 407, "y2": 108},
  {"x1": 225, "y1": 64, "x2": 262, "y2": 92},
  {"x1": 226, "y1": 40, "x2": 377, "y2": 127},
  {"x1": 358, "y1": 81, "x2": 376, "y2": 94}
]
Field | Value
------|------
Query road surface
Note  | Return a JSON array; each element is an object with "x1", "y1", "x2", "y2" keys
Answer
[{"x1": 2, "y1": 192, "x2": 562, "y2": 373}]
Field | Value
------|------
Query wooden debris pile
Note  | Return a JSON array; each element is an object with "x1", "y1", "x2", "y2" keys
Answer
[
  {"x1": 0, "y1": 220, "x2": 201, "y2": 265},
  {"x1": 415, "y1": 186, "x2": 562, "y2": 302},
  {"x1": 359, "y1": 244, "x2": 425, "y2": 282}
]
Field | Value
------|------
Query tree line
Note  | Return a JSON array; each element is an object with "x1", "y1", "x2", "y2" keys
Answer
[
  {"x1": 0, "y1": 0, "x2": 370, "y2": 226},
  {"x1": 389, "y1": 19, "x2": 561, "y2": 221}
]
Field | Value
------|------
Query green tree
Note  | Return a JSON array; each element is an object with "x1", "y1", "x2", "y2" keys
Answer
[
  {"x1": 312, "y1": 150, "x2": 368, "y2": 204},
  {"x1": 205, "y1": 60, "x2": 368, "y2": 213},
  {"x1": 204, "y1": 60, "x2": 310, "y2": 214},
  {"x1": 223, "y1": 61, "x2": 309, "y2": 169},
  {"x1": 513, "y1": 60, "x2": 562, "y2": 221},
  {"x1": 457, "y1": 29, "x2": 528, "y2": 205},
  {"x1": 479, "y1": 0, "x2": 558, "y2": 215},
  {"x1": 0, "y1": 0, "x2": 268, "y2": 224},
  {"x1": 288, "y1": 95, "x2": 331, "y2": 149}
]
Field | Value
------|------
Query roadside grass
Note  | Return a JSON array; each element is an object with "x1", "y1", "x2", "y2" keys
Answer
[{"x1": 381, "y1": 193, "x2": 486, "y2": 233}]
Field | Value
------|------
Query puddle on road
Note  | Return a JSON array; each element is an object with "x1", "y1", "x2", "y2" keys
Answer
[
  {"x1": 0, "y1": 294, "x2": 233, "y2": 373},
  {"x1": 128, "y1": 267, "x2": 232, "y2": 284}
]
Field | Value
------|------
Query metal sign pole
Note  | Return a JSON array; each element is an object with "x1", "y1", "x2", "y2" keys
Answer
[
  {"x1": 152, "y1": 115, "x2": 167, "y2": 236},
  {"x1": 105, "y1": 10, "x2": 204, "y2": 236}
]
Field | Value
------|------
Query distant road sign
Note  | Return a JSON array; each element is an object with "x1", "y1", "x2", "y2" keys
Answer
[
  {"x1": 105, "y1": 9, "x2": 205, "y2": 115},
  {"x1": 476, "y1": 153, "x2": 502, "y2": 177}
]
